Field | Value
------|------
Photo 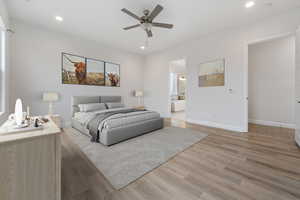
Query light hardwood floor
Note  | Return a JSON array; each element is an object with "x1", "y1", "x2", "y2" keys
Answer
[{"x1": 61, "y1": 119, "x2": 300, "y2": 200}]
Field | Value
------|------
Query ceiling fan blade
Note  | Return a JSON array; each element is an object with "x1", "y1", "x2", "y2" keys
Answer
[
  {"x1": 121, "y1": 8, "x2": 141, "y2": 21},
  {"x1": 148, "y1": 5, "x2": 163, "y2": 21},
  {"x1": 123, "y1": 24, "x2": 140, "y2": 30},
  {"x1": 152, "y1": 22, "x2": 174, "y2": 29},
  {"x1": 146, "y1": 29, "x2": 153, "y2": 37}
]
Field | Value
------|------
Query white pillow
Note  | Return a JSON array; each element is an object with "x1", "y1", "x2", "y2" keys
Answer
[
  {"x1": 105, "y1": 102, "x2": 124, "y2": 109},
  {"x1": 78, "y1": 103, "x2": 107, "y2": 112}
]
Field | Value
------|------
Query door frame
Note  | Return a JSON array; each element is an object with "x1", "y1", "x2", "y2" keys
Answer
[
  {"x1": 244, "y1": 31, "x2": 295, "y2": 132},
  {"x1": 168, "y1": 58, "x2": 187, "y2": 119}
]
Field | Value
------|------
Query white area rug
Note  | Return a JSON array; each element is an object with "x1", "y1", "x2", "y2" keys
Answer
[{"x1": 67, "y1": 127, "x2": 207, "y2": 190}]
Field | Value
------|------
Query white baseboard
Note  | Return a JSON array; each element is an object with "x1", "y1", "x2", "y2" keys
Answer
[
  {"x1": 249, "y1": 119, "x2": 295, "y2": 129},
  {"x1": 186, "y1": 118, "x2": 246, "y2": 132}
]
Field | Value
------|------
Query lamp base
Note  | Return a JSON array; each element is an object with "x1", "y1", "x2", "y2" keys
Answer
[{"x1": 48, "y1": 102, "x2": 53, "y2": 115}]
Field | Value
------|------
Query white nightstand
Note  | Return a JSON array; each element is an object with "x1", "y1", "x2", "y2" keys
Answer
[{"x1": 50, "y1": 114, "x2": 62, "y2": 128}]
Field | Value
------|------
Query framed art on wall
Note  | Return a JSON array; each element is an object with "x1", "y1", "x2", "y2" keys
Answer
[
  {"x1": 61, "y1": 52, "x2": 120, "y2": 87},
  {"x1": 105, "y1": 62, "x2": 120, "y2": 87},
  {"x1": 86, "y1": 58, "x2": 105, "y2": 86},
  {"x1": 62, "y1": 53, "x2": 87, "y2": 85},
  {"x1": 198, "y1": 59, "x2": 225, "y2": 87}
]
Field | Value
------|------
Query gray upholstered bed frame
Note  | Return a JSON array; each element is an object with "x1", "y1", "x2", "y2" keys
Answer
[{"x1": 71, "y1": 96, "x2": 163, "y2": 145}]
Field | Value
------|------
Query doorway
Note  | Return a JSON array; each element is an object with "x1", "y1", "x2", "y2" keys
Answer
[
  {"x1": 248, "y1": 34, "x2": 296, "y2": 129},
  {"x1": 169, "y1": 59, "x2": 187, "y2": 121}
]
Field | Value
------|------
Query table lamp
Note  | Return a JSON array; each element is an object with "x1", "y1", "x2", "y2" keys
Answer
[
  {"x1": 134, "y1": 90, "x2": 144, "y2": 107},
  {"x1": 43, "y1": 92, "x2": 58, "y2": 115}
]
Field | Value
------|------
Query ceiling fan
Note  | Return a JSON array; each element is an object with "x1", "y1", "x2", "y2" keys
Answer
[{"x1": 121, "y1": 4, "x2": 174, "y2": 38}]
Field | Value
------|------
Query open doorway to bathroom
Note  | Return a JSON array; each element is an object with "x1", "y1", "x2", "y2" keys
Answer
[{"x1": 169, "y1": 59, "x2": 186, "y2": 121}]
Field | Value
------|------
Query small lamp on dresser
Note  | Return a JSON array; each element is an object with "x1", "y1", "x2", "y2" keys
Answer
[{"x1": 43, "y1": 92, "x2": 59, "y2": 115}]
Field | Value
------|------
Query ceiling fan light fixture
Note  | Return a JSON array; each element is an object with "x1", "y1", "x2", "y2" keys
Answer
[
  {"x1": 245, "y1": 1, "x2": 255, "y2": 8},
  {"x1": 121, "y1": 4, "x2": 173, "y2": 38},
  {"x1": 140, "y1": 23, "x2": 152, "y2": 31}
]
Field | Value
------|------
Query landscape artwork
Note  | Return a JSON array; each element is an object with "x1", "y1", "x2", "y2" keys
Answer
[
  {"x1": 62, "y1": 53, "x2": 120, "y2": 87},
  {"x1": 86, "y1": 58, "x2": 105, "y2": 86},
  {"x1": 198, "y1": 59, "x2": 225, "y2": 87},
  {"x1": 105, "y1": 62, "x2": 120, "y2": 87}
]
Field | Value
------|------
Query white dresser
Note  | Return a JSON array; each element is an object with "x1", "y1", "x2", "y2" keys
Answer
[{"x1": 0, "y1": 117, "x2": 61, "y2": 200}]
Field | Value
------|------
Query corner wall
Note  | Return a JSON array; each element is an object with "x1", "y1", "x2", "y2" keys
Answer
[
  {"x1": 248, "y1": 36, "x2": 295, "y2": 128},
  {"x1": 144, "y1": 9, "x2": 300, "y2": 132},
  {"x1": 10, "y1": 20, "x2": 145, "y2": 126}
]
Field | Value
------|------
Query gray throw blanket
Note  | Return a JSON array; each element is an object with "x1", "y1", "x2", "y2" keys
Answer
[{"x1": 87, "y1": 108, "x2": 145, "y2": 142}]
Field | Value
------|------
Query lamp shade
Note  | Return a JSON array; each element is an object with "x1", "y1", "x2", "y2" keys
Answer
[
  {"x1": 43, "y1": 92, "x2": 58, "y2": 102},
  {"x1": 134, "y1": 90, "x2": 143, "y2": 97}
]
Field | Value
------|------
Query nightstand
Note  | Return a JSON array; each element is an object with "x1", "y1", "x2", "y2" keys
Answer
[{"x1": 50, "y1": 114, "x2": 62, "y2": 128}]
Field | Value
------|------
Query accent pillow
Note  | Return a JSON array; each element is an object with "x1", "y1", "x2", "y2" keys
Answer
[
  {"x1": 105, "y1": 102, "x2": 124, "y2": 109},
  {"x1": 78, "y1": 103, "x2": 107, "y2": 112}
]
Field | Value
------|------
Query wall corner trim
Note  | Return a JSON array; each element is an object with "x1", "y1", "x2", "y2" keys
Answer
[{"x1": 186, "y1": 118, "x2": 247, "y2": 133}]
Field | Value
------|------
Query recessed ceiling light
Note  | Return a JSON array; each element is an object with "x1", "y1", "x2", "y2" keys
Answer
[
  {"x1": 140, "y1": 46, "x2": 145, "y2": 50},
  {"x1": 245, "y1": 1, "x2": 255, "y2": 8},
  {"x1": 55, "y1": 16, "x2": 63, "y2": 22}
]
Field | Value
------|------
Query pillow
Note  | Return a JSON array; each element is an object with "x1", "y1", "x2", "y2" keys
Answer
[
  {"x1": 105, "y1": 102, "x2": 124, "y2": 109},
  {"x1": 78, "y1": 103, "x2": 107, "y2": 112}
]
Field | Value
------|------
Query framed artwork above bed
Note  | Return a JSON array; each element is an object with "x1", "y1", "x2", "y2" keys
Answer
[
  {"x1": 62, "y1": 52, "x2": 120, "y2": 87},
  {"x1": 105, "y1": 62, "x2": 120, "y2": 87}
]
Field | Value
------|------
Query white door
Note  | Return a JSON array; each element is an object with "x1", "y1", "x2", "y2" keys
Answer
[{"x1": 295, "y1": 27, "x2": 300, "y2": 146}]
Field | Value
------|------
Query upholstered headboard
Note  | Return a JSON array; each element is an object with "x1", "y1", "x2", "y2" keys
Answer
[{"x1": 71, "y1": 96, "x2": 122, "y2": 116}]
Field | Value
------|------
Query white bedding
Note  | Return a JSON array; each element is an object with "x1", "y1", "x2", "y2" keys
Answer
[{"x1": 73, "y1": 107, "x2": 160, "y2": 131}]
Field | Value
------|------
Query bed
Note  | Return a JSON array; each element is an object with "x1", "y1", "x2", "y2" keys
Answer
[{"x1": 71, "y1": 96, "x2": 163, "y2": 146}]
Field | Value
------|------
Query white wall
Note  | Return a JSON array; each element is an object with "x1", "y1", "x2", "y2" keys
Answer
[
  {"x1": 10, "y1": 20, "x2": 145, "y2": 126},
  {"x1": 0, "y1": 0, "x2": 10, "y2": 124},
  {"x1": 249, "y1": 36, "x2": 295, "y2": 128},
  {"x1": 144, "y1": 9, "x2": 300, "y2": 132},
  {"x1": 295, "y1": 27, "x2": 300, "y2": 144}
]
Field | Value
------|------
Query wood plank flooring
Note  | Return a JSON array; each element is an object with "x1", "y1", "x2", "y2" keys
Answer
[{"x1": 61, "y1": 119, "x2": 300, "y2": 200}]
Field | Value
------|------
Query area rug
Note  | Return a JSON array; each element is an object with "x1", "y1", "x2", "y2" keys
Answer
[{"x1": 67, "y1": 127, "x2": 207, "y2": 190}]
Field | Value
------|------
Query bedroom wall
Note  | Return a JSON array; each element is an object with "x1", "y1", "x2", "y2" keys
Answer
[
  {"x1": 0, "y1": 0, "x2": 10, "y2": 124},
  {"x1": 10, "y1": 20, "x2": 145, "y2": 126},
  {"x1": 144, "y1": 8, "x2": 300, "y2": 132},
  {"x1": 248, "y1": 35, "x2": 295, "y2": 128}
]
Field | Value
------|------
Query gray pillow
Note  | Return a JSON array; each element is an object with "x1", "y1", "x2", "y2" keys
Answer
[
  {"x1": 105, "y1": 102, "x2": 124, "y2": 109},
  {"x1": 78, "y1": 103, "x2": 107, "y2": 112}
]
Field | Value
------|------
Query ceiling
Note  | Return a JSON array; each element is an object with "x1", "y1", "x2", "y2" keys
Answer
[{"x1": 6, "y1": 0, "x2": 300, "y2": 54}]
